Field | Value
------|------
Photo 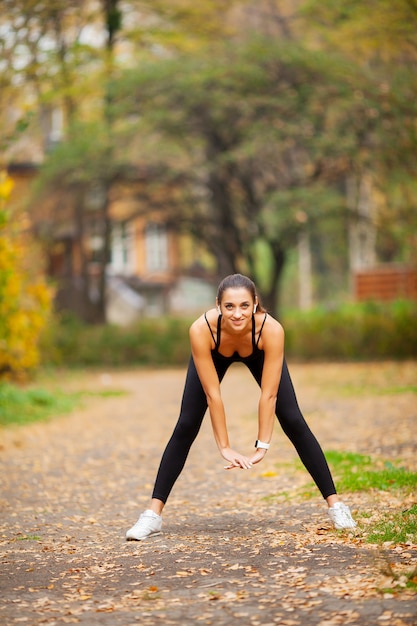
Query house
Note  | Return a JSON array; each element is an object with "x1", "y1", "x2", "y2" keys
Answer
[
  {"x1": 105, "y1": 207, "x2": 217, "y2": 323},
  {"x1": 7, "y1": 162, "x2": 217, "y2": 324}
]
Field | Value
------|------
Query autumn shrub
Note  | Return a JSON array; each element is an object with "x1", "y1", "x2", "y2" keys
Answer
[{"x1": 0, "y1": 173, "x2": 54, "y2": 378}]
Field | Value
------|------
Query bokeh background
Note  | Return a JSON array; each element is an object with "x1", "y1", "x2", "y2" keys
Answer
[{"x1": 1, "y1": 0, "x2": 417, "y2": 377}]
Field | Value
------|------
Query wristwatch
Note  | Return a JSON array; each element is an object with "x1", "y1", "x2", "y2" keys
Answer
[{"x1": 255, "y1": 440, "x2": 270, "y2": 450}]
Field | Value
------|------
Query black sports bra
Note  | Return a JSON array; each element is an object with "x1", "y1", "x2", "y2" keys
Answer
[{"x1": 204, "y1": 313, "x2": 267, "y2": 363}]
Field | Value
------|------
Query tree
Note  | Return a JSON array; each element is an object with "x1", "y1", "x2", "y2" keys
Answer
[
  {"x1": 1, "y1": 0, "x2": 252, "y2": 321},
  {"x1": 300, "y1": 0, "x2": 417, "y2": 63},
  {"x1": 0, "y1": 0, "x2": 125, "y2": 322},
  {"x1": 300, "y1": 0, "x2": 417, "y2": 270},
  {"x1": 34, "y1": 0, "x2": 125, "y2": 323},
  {"x1": 4, "y1": 0, "x2": 416, "y2": 319},
  {"x1": 0, "y1": 0, "x2": 104, "y2": 151},
  {"x1": 116, "y1": 38, "x2": 398, "y2": 313}
]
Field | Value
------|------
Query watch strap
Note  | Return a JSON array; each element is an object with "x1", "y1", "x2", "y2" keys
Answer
[{"x1": 255, "y1": 440, "x2": 270, "y2": 450}]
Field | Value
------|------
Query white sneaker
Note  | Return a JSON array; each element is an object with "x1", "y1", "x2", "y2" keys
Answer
[
  {"x1": 126, "y1": 510, "x2": 162, "y2": 541},
  {"x1": 328, "y1": 502, "x2": 357, "y2": 530}
]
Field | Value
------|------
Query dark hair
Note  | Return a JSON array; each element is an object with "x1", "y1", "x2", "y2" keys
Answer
[{"x1": 217, "y1": 274, "x2": 265, "y2": 312}]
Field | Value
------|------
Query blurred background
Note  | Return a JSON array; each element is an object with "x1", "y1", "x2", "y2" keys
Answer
[{"x1": 1, "y1": 0, "x2": 417, "y2": 376}]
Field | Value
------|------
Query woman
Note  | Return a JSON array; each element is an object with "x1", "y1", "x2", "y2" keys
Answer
[{"x1": 126, "y1": 274, "x2": 356, "y2": 540}]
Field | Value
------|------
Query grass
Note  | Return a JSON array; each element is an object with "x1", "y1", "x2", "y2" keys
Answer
[
  {"x1": 0, "y1": 382, "x2": 80, "y2": 427},
  {"x1": 269, "y1": 451, "x2": 417, "y2": 501},
  {"x1": 333, "y1": 383, "x2": 417, "y2": 398},
  {"x1": 377, "y1": 545, "x2": 417, "y2": 594},
  {"x1": 264, "y1": 450, "x2": 417, "y2": 545},
  {"x1": 16, "y1": 535, "x2": 42, "y2": 541},
  {"x1": 337, "y1": 384, "x2": 417, "y2": 398},
  {"x1": 378, "y1": 569, "x2": 417, "y2": 595},
  {"x1": 325, "y1": 452, "x2": 417, "y2": 545},
  {"x1": 325, "y1": 451, "x2": 417, "y2": 493},
  {"x1": 367, "y1": 505, "x2": 417, "y2": 545},
  {"x1": 0, "y1": 381, "x2": 127, "y2": 427},
  {"x1": 383, "y1": 385, "x2": 417, "y2": 394}
]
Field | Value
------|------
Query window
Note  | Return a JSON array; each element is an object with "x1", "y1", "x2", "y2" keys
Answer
[
  {"x1": 110, "y1": 221, "x2": 136, "y2": 274},
  {"x1": 145, "y1": 222, "x2": 168, "y2": 272}
]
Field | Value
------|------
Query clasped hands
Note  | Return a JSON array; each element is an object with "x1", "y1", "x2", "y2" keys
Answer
[{"x1": 222, "y1": 446, "x2": 267, "y2": 470}]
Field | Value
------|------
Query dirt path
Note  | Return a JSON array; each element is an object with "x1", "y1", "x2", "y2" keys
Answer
[{"x1": 1, "y1": 362, "x2": 416, "y2": 625}]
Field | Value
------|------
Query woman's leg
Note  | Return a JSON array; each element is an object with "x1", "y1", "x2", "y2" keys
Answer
[
  {"x1": 246, "y1": 356, "x2": 357, "y2": 529},
  {"x1": 247, "y1": 355, "x2": 336, "y2": 500},
  {"x1": 151, "y1": 356, "x2": 229, "y2": 508},
  {"x1": 274, "y1": 358, "x2": 336, "y2": 499}
]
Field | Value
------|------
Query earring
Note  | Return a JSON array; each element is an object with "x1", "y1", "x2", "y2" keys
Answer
[
  {"x1": 253, "y1": 304, "x2": 258, "y2": 314},
  {"x1": 217, "y1": 306, "x2": 221, "y2": 314}
]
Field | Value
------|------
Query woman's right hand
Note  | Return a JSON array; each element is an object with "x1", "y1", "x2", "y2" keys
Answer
[{"x1": 222, "y1": 447, "x2": 253, "y2": 470}]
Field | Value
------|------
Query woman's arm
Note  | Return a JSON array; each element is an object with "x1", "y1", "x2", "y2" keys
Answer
[
  {"x1": 190, "y1": 316, "x2": 253, "y2": 469},
  {"x1": 250, "y1": 318, "x2": 284, "y2": 465}
]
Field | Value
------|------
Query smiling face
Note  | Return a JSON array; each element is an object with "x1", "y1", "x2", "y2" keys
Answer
[{"x1": 217, "y1": 287, "x2": 258, "y2": 332}]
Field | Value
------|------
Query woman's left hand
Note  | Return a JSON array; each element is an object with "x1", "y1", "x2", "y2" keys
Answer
[{"x1": 224, "y1": 448, "x2": 267, "y2": 469}]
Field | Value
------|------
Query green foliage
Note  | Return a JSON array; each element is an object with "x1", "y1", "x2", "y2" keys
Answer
[
  {"x1": 301, "y1": 0, "x2": 417, "y2": 62},
  {"x1": 115, "y1": 35, "x2": 407, "y2": 312},
  {"x1": 40, "y1": 314, "x2": 192, "y2": 368},
  {"x1": 367, "y1": 505, "x2": 417, "y2": 545},
  {"x1": 39, "y1": 300, "x2": 417, "y2": 369},
  {"x1": 3, "y1": 1, "x2": 417, "y2": 326},
  {"x1": 283, "y1": 300, "x2": 417, "y2": 360}
]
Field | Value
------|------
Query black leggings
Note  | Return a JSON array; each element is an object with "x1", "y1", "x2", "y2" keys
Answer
[{"x1": 152, "y1": 355, "x2": 336, "y2": 503}]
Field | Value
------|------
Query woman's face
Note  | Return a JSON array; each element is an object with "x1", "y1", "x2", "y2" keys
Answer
[{"x1": 217, "y1": 287, "x2": 257, "y2": 331}]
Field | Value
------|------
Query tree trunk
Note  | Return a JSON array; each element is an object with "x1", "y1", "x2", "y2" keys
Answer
[
  {"x1": 96, "y1": 191, "x2": 112, "y2": 324},
  {"x1": 298, "y1": 230, "x2": 313, "y2": 310},
  {"x1": 261, "y1": 244, "x2": 286, "y2": 318},
  {"x1": 74, "y1": 188, "x2": 89, "y2": 314}
]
